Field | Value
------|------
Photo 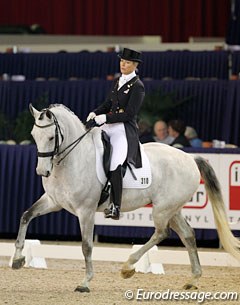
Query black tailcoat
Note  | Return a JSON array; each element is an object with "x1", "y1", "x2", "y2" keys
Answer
[{"x1": 94, "y1": 76, "x2": 145, "y2": 168}]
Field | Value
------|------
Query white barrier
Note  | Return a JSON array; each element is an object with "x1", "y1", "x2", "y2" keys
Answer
[
  {"x1": 0, "y1": 241, "x2": 240, "y2": 268},
  {"x1": 131, "y1": 245, "x2": 165, "y2": 274},
  {"x1": 8, "y1": 240, "x2": 47, "y2": 269}
]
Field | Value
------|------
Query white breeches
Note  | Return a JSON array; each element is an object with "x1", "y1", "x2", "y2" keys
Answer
[{"x1": 101, "y1": 123, "x2": 128, "y2": 171}]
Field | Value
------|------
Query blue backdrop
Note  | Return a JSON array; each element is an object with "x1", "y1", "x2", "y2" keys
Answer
[
  {"x1": 0, "y1": 79, "x2": 240, "y2": 146},
  {"x1": 0, "y1": 51, "x2": 230, "y2": 80}
]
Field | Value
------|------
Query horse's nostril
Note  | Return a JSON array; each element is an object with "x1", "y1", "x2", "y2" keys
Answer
[{"x1": 46, "y1": 171, "x2": 50, "y2": 177}]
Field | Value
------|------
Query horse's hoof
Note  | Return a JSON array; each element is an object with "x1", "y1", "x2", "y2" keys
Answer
[
  {"x1": 121, "y1": 268, "x2": 135, "y2": 279},
  {"x1": 74, "y1": 286, "x2": 90, "y2": 293},
  {"x1": 12, "y1": 257, "x2": 25, "y2": 269},
  {"x1": 183, "y1": 283, "x2": 198, "y2": 290}
]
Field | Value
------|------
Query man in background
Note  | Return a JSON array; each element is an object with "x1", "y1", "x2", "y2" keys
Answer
[{"x1": 153, "y1": 120, "x2": 173, "y2": 144}]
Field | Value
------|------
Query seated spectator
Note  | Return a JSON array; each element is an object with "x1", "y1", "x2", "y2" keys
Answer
[
  {"x1": 138, "y1": 120, "x2": 155, "y2": 144},
  {"x1": 168, "y1": 119, "x2": 191, "y2": 148},
  {"x1": 153, "y1": 120, "x2": 174, "y2": 145},
  {"x1": 184, "y1": 126, "x2": 203, "y2": 148}
]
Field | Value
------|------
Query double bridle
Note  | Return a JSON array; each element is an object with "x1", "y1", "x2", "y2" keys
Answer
[{"x1": 35, "y1": 109, "x2": 91, "y2": 165}]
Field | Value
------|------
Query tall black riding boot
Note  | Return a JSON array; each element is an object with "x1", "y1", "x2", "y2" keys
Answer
[{"x1": 104, "y1": 165, "x2": 123, "y2": 220}]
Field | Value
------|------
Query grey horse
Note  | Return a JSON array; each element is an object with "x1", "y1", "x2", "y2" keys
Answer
[{"x1": 12, "y1": 104, "x2": 240, "y2": 292}]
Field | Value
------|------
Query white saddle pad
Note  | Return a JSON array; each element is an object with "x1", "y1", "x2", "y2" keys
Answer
[{"x1": 92, "y1": 128, "x2": 152, "y2": 189}]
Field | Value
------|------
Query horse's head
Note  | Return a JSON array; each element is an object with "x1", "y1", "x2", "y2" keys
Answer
[{"x1": 30, "y1": 104, "x2": 64, "y2": 177}]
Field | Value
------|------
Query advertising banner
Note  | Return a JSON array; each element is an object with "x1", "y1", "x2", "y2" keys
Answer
[{"x1": 95, "y1": 153, "x2": 240, "y2": 230}]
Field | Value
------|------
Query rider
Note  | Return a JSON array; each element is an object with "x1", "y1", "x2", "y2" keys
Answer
[{"x1": 86, "y1": 48, "x2": 145, "y2": 220}]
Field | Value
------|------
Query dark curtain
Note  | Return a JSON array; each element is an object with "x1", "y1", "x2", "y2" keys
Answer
[
  {"x1": 0, "y1": 79, "x2": 239, "y2": 146},
  {"x1": 0, "y1": 52, "x2": 119, "y2": 80},
  {"x1": 231, "y1": 50, "x2": 240, "y2": 74},
  {"x1": 0, "y1": 144, "x2": 80, "y2": 236},
  {"x1": 144, "y1": 80, "x2": 229, "y2": 143},
  {"x1": 226, "y1": 0, "x2": 240, "y2": 45},
  {"x1": 222, "y1": 80, "x2": 240, "y2": 144},
  {"x1": 141, "y1": 51, "x2": 229, "y2": 79},
  {"x1": 0, "y1": 80, "x2": 112, "y2": 120},
  {"x1": 0, "y1": 51, "x2": 229, "y2": 80},
  {"x1": 0, "y1": 0, "x2": 230, "y2": 42}
]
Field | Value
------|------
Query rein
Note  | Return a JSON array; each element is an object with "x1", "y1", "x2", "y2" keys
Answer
[
  {"x1": 56, "y1": 128, "x2": 92, "y2": 165},
  {"x1": 35, "y1": 109, "x2": 91, "y2": 165}
]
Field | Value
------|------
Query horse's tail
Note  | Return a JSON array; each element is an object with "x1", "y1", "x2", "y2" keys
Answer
[{"x1": 194, "y1": 156, "x2": 240, "y2": 261}]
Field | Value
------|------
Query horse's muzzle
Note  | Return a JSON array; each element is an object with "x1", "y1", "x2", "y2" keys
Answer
[
  {"x1": 36, "y1": 169, "x2": 51, "y2": 177},
  {"x1": 44, "y1": 171, "x2": 51, "y2": 178}
]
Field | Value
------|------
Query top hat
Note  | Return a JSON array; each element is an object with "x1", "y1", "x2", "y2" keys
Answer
[{"x1": 118, "y1": 48, "x2": 142, "y2": 63}]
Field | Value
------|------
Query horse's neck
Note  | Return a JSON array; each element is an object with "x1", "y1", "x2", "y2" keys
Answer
[
  {"x1": 55, "y1": 111, "x2": 95, "y2": 174},
  {"x1": 64, "y1": 117, "x2": 86, "y2": 144},
  {"x1": 53, "y1": 107, "x2": 85, "y2": 144}
]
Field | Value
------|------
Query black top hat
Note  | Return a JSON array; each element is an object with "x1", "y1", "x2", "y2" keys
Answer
[{"x1": 118, "y1": 48, "x2": 142, "y2": 63}]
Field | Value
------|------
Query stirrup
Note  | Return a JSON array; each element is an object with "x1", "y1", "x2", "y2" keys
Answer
[{"x1": 104, "y1": 203, "x2": 120, "y2": 220}]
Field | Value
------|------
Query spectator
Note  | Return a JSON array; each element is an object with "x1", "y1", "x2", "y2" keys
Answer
[
  {"x1": 184, "y1": 126, "x2": 203, "y2": 148},
  {"x1": 138, "y1": 120, "x2": 155, "y2": 144},
  {"x1": 168, "y1": 119, "x2": 191, "y2": 148},
  {"x1": 153, "y1": 120, "x2": 174, "y2": 145}
]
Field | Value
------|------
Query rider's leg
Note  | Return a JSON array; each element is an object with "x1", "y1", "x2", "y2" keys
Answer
[
  {"x1": 102, "y1": 123, "x2": 127, "y2": 220},
  {"x1": 104, "y1": 164, "x2": 123, "y2": 220}
]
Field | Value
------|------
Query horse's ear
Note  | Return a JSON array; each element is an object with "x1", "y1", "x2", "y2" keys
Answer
[
  {"x1": 45, "y1": 109, "x2": 52, "y2": 119},
  {"x1": 29, "y1": 103, "x2": 40, "y2": 118}
]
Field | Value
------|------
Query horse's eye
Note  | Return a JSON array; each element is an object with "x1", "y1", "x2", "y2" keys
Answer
[{"x1": 49, "y1": 136, "x2": 54, "y2": 141}]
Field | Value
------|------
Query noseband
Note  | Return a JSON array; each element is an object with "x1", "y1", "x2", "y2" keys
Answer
[{"x1": 34, "y1": 108, "x2": 92, "y2": 165}]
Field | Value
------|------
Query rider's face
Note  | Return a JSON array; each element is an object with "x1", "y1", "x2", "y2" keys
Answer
[{"x1": 120, "y1": 59, "x2": 138, "y2": 75}]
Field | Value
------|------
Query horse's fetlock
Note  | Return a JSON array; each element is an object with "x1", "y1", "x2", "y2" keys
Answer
[{"x1": 15, "y1": 239, "x2": 24, "y2": 250}]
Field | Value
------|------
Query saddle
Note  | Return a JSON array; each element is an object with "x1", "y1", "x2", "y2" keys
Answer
[
  {"x1": 98, "y1": 131, "x2": 122, "y2": 206},
  {"x1": 91, "y1": 128, "x2": 152, "y2": 206},
  {"x1": 101, "y1": 130, "x2": 112, "y2": 177}
]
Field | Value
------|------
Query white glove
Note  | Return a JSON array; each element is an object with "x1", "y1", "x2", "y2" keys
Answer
[
  {"x1": 94, "y1": 114, "x2": 107, "y2": 125},
  {"x1": 86, "y1": 112, "x2": 96, "y2": 121}
]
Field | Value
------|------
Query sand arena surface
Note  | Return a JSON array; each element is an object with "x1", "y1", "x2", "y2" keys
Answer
[{"x1": 0, "y1": 253, "x2": 240, "y2": 305}]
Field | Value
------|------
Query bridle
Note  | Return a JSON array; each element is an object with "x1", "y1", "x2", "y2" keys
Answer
[
  {"x1": 35, "y1": 109, "x2": 91, "y2": 165},
  {"x1": 35, "y1": 110, "x2": 64, "y2": 159}
]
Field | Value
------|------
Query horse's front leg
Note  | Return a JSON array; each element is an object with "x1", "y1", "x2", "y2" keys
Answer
[
  {"x1": 12, "y1": 193, "x2": 61, "y2": 269},
  {"x1": 75, "y1": 209, "x2": 95, "y2": 293}
]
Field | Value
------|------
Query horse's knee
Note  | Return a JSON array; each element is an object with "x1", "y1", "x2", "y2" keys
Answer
[
  {"x1": 21, "y1": 205, "x2": 42, "y2": 224},
  {"x1": 21, "y1": 210, "x2": 33, "y2": 224},
  {"x1": 153, "y1": 227, "x2": 170, "y2": 244}
]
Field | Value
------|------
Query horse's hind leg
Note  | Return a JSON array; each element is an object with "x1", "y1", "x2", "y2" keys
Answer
[
  {"x1": 169, "y1": 212, "x2": 202, "y2": 290},
  {"x1": 12, "y1": 193, "x2": 61, "y2": 269},
  {"x1": 121, "y1": 213, "x2": 170, "y2": 279}
]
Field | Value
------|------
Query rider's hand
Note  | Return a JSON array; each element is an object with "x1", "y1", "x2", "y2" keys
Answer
[
  {"x1": 86, "y1": 112, "x2": 96, "y2": 122},
  {"x1": 85, "y1": 119, "x2": 97, "y2": 129},
  {"x1": 94, "y1": 114, "x2": 106, "y2": 125}
]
